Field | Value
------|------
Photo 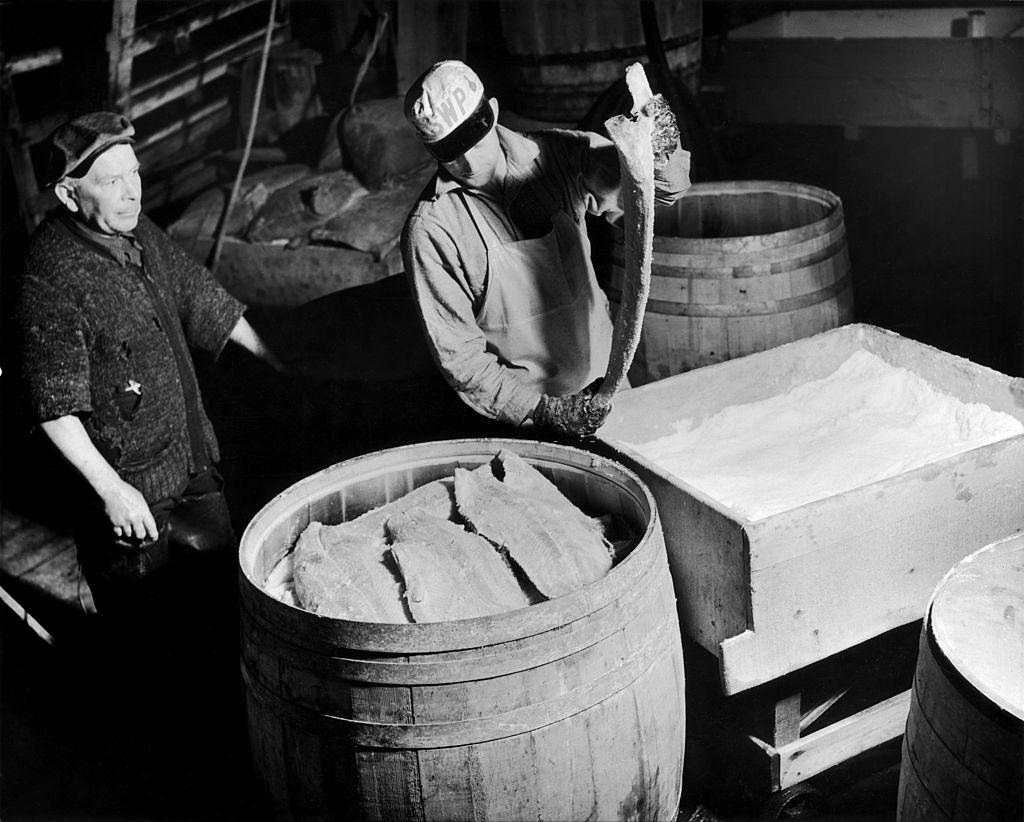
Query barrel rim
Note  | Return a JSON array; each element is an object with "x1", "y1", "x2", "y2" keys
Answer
[
  {"x1": 926, "y1": 532, "x2": 1024, "y2": 722},
  {"x1": 238, "y1": 437, "x2": 663, "y2": 652},
  {"x1": 614, "y1": 180, "x2": 844, "y2": 252}
]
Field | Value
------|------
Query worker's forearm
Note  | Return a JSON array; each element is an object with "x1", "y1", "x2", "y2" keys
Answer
[{"x1": 39, "y1": 415, "x2": 123, "y2": 496}]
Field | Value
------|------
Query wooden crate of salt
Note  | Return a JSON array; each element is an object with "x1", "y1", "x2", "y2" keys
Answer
[{"x1": 598, "y1": 323, "x2": 1024, "y2": 697}]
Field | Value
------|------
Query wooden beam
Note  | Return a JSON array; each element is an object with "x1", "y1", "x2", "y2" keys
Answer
[
  {"x1": 774, "y1": 689, "x2": 912, "y2": 790},
  {"x1": 107, "y1": 0, "x2": 138, "y2": 110}
]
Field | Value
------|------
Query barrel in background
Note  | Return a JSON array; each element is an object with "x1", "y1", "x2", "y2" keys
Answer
[
  {"x1": 238, "y1": 438, "x2": 685, "y2": 821},
  {"x1": 897, "y1": 532, "x2": 1023, "y2": 821},
  {"x1": 609, "y1": 180, "x2": 855, "y2": 384},
  {"x1": 500, "y1": 0, "x2": 701, "y2": 124}
]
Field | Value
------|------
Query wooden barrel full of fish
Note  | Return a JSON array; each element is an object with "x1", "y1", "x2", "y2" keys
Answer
[
  {"x1": 609, "y1": 180, "x2": 855, "y2": 384},
  {"x1": 499, "y1": 0, "x2": 701, "y2": 124},
  {"x1": 897, "y1": 532, "x2": 1024, "y2": 822},
  {"x1": 238, "y1": 438, "x2": 685, "y2": 821}
]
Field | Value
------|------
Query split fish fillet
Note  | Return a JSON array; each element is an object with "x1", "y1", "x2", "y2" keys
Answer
[
  {"x1": 454, "y1": 468, "x2": 612, "y2": 599},
  {"x1": 292, "y1": 522, "x2": 407, "y2": 622},
  {"x1": 495, "y1": 449, "x2": 609, "y2": 543},
  {"x1": 386, "y1": 508, "x2": 531, "y2": 621},
  {"x1": 343, "y1": 476, "x2": 459, "y2": 539},
  {"x1": 595, "y1": 63, "x2": 657, "y2": 407},
  {"x1": 291, "y1": 468, "x2": 491, "y2": 620}
]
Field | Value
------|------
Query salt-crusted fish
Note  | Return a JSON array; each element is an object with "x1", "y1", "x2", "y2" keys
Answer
[
  {"x1": 496, "y1": 449, "x2": 608, "y2": 541},
  {"x1": 386, "y1": 508, "x2": 531, "y2": 621},
  {"x1": 292, "y1": 522, "x2": 407, "y2": 622},
  {"x1": 454, "y1": 468, "x2": 612, "y2": 599}
]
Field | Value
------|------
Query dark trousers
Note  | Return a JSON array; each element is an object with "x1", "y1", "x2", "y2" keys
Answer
[{"x1": 74, "y1": 467, "x2": 251, "y2": 816}]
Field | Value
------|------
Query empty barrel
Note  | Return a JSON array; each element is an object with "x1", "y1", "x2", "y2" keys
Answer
[{"x1": 609, "y1": 180, "x2": 855, "y2": 384}]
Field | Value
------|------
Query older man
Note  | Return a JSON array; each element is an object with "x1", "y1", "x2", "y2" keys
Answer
[
  {"x1": 401, "y1": 60, "x2": 690, "y2": 437},
  {"x1": 15, "y1": 111, "x2": 276, "y2": 619}
]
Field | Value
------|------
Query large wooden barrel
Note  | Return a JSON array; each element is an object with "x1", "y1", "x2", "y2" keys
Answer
[
  {"x1": 500, "y1": 0, "x2": 701, "y2": 123},
  {"x1": 609, "y1": 180, "x2": 855, "y2": 384},
  {"x1": 238, "y1": 438, "x2": 685, "y2": 821},
  {"x1": 897, "y1": 532, "x2": 1024, "y2": 821}
]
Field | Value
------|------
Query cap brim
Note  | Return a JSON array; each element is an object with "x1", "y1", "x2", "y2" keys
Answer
[{"x1": 426, "y1": 98, "x2": 495, "y2": 163}]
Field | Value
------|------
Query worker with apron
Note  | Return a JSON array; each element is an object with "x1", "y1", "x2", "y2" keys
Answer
[{"x1": 401, "y1": 60, "x2": 690, "y2": 437}]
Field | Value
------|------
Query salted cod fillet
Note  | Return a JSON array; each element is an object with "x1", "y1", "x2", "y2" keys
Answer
[
  {"x1": 454, "y1": 467, "x2": 612, "y2": 599},
  {"x1": 594, "y1": 62, "x2": 657, "y2": 408},
  {"x1": 386, "y1": 508, "x2": 531, "y2": 622},
  {"x1": 292, "y1": 475, "x2": 462, "y2": 621},
  {"x1": 495, "y1": 449, "x2": 609, "y2": 543}
]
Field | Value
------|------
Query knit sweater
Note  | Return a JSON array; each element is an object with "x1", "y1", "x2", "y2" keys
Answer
[{"x1": 16, "y1": 212, "x2": 246, "y2": 504}]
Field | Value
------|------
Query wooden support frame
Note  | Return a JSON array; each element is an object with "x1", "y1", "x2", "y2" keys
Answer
[{"x1": 768, "y1": 689, "x2": 912, "y2": 791}]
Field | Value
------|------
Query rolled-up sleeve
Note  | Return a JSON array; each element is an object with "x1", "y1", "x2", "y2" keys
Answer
[
  {"x1": 16, "y1": 275, "x2": 92, "y2": 423},
  {"x1": 402, "y1": 214, "x2": 541, "y2": 425}
]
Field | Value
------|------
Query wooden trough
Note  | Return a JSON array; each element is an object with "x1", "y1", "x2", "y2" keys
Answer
[{"x1": 598, "y1": 323, "x2": 1024, "y2": 795}]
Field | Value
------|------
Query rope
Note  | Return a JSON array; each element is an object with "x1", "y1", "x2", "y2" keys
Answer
[{"x1": 208, "y1": 0, "x2": 278, "y2": 273}]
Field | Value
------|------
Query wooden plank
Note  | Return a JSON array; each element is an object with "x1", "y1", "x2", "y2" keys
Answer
[
  {"x1": 0, "y1": 585, "x2": 55, "y2": 645},
  {"x1": 144, "y1": 162, "x2": 219, "y2": 211},
  {"x1": 134, "y1": 96, "x2": 229, "y2": 152},
  {"x1": 126, "y1": 0, "x2": 267, "y2": 59},
  {"x1": 6, "y1": 47, "x2": 61, "y2": 76},
  {"x1": 129, "y1": 25, "x2": 289, "y2": 119},
  {"x1": 775, "y1": 689, "x2": 912, "y2": 790},
  {"x1": 135, "y1": 101, "x2": 231, "y2": 167},
  {"x1": 773, "y1": 693, "x2": 801, "y2": 747}
]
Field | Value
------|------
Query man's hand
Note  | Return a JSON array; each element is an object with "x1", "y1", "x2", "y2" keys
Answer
[
  {"x1": 97, "y1": 476, "x2": 159, "y2": 541},
  {"x1": 534, "y1": 379, "x2": 612, "y2": 438},
  {"x1": 641, "y1": 95, "x2": 680, "y2": 170},
  {"x1": 40, "y1": 415, "x2": 160, "y2": 541}
]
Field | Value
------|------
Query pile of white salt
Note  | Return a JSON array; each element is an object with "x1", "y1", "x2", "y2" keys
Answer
[{"x1": 623, "y1": 350, "x2": 1023, "y2": 520}]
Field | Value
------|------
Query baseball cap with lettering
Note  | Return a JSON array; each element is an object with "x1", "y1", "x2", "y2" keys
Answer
[{"x1": 403, "y1": 60, "x2": 495, "y2": 163}]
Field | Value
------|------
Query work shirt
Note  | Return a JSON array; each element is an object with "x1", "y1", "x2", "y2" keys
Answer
[
  {"x1": 402, "y1": 124, "x2": 690, "y2": 424},
  {"x1": 16, "y1": 212, "x2": 246, "y2": 504}
]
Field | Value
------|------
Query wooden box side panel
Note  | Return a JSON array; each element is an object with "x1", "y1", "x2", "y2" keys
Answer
[
  {"x1": 642, "y1": 470, "x2": 751, "y2": 654},
  {"x1": 860, "y1": 328, "x2": 1024, "y2": 418},
  {"x1": 718, "y1": 440, "x2": 1024, "y2": 694}
]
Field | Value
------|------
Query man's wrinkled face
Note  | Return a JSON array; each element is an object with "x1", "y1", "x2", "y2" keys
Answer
[{"x1": 60, "y1": 143, "x2": 142, "y2": 234}]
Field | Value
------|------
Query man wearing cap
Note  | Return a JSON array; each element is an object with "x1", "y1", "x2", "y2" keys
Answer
[
  {"x1": 14, "y1": 112, "x2": 277, "y2": 622},
  {"x1": 402, "y1": 60, "x2": 690, "y2": 437}
]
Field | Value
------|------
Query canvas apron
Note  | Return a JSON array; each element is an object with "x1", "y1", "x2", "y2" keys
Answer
[{"x1": 462, "y1": 187, "x2": 614, "y2": 398}]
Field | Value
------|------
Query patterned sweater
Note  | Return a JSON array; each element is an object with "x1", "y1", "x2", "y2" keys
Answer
[{"x1": 16, "y1": 213, "x2": 246, "y2": 504}]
